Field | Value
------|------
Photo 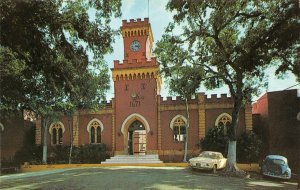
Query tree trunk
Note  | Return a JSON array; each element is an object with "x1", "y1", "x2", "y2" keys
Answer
[
  {"x1": 225, "y1": 96, "x2": 242, "y2": 172},
  {"x1": 42, "y1": 118, "x2": 49, "y2": 164},
  {"x1": 68, "y1": 116, "x2": 73, "y2": 164},
  {"x1": 183, "y1": 97, "x2": 190, "y2": 162},
  {"x1": 226, "y1": 140, "x2": 238, "y2": 171},
  {"x1": 69, "y1": 145, "x2": 73, "y2": 164}
]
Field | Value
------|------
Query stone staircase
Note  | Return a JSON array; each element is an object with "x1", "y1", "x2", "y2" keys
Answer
[{"x1": 101, "y1": 154, "x2": 163, "y2": 164}]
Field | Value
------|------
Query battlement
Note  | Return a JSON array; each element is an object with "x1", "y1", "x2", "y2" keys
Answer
[
  {"x1": 159, "y1": 95, "x2": 198, "y2": 105},
  {"x1": 205, "y1": 93, "x2": 232, "y2": 103},
  {"x1": 113, "y1": 57, "x2": 158, "y2": 69},
  {"x1": 159, "y1": 93, "x2": 233, "y2": 105},
  {"x1": 100, "y1": 100, "x2": 113, "y2": 108},
  {"x1": 122, "y1": 18, "x2": 150, "y2": 28}
]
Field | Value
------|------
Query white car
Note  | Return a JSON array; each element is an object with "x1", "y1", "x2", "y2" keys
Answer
[{"x1": 189, "y1": 151, "x2": 227, "y2": 173}]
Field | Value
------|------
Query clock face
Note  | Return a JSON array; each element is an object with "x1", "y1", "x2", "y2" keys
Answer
[{"x1": 130, "y1": 40, "x2": 141, "y2": 52}]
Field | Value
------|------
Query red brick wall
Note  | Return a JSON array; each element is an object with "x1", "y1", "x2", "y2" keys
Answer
[
  {"x1": 1, "y1": 114, "x2": 34, "y2": 160},
  {"x1": 114, "y1": 76, "x2": 158, "y2": 152},
  {"x1": 253, "y1": 89, "x2": 300, "y2": 171},
  {"x1": 46, "y1": 116, "x2": 71, "y2": 147},
  {"x1": 267, "y1": 90, "x2": 299, "y2": 171},
  {"x1": 160, "y1": 109, "x2": 199, "y2": 151},
  {"x1": 205, "y1": 108, "x2": 246, "y2": 135},
  {"x1": 78, "y1": 114, "x2": 113, "y2": 150}
]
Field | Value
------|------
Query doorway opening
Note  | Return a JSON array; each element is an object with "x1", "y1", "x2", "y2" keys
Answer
[{"x1": 128, "y1": 120, "x2": 146, "y2": 155}]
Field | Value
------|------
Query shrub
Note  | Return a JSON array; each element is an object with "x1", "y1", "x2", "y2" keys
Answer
[
  {"x1": 14, "y1": 145, "x2": 43, "y2": 165},
  {"x1": 75, "y1": 144, "x2": 108, "y2": 163},
  {"x1": 199, "y1": 125, "x2": 228, "y2": 156},
  {"x1": 48, "y1": 146, "x2": 70, "y2": 164},
  {"x1": 47, "y1": 144, "x2": 109, "y2": 164},
  {"x1": 200, "y1": 126, "x2": 262, "y2": 163},
  {"x1": 236, "y1": 131, "x2": 262, "y2": 163}
]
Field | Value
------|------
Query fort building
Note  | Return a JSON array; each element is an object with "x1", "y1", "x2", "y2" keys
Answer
[{"x1": 34, "y1": 18, "x2": 253, "y2": 162}]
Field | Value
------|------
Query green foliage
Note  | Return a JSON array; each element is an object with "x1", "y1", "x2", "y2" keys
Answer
[
  {"x1": 1, "y1": 0, "x2": 120, "y2": 163},
  {"x1": 236, "y1": 131, "x2": 262, "y2": 163},
  {"x1": 48, "y1": 146, "x2": 70, "y2": 164},
  {"x1": 12, "y1": 144, "x2": 109, "y2": 165},
  {"x1": 75, "y1": 144, "x2": 108, "y2": 163},
  {"x1": 14, "y1": 146, "x2": 43, "y2": 166},
  {"x1": 0, "y1": 0, "x2": 121, "y2": 116},
  {"x1": 48, "y1": 144, "x2": 108, "y2": 164},
  {"x1": 200, "y1": 127, "x2": 263, "y2": 163},
  {"x1": 156, "y1": 1, "x2": 299, "y2": 164},
  {"x1": 199, "y1": 126, "x2": 228, "y2": 156},
  {"x1": 158, "y1": 0, "x2": 300, "y2": 103}
]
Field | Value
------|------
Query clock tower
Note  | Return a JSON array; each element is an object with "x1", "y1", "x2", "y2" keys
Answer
[
  {"x1": 111, "y1": 18, "x2": 161, "y2": 155},
  {"x1": 121, "y1": 18, "x2": 154, "y2": 61}
]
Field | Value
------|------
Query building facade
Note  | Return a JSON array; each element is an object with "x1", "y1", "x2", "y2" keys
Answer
[
  {"x1": 35, "y1": 18, "x2": 253, "y2": 161},
  {"x1": 252, "y1": 89, "x2": 300, "y2": 171}
]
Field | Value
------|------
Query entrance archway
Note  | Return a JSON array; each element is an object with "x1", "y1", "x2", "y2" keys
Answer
[
  {"x1": 128, "y1": 120, "x2": 146, "y2": 155},
  {"x1": 121, "y1": 113, "x2": 150, "y2": 155}
]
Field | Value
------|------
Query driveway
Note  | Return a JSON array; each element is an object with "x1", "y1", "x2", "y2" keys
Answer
[{"x1": 0, "y1": 166, "x2": 297, "y2": 190}]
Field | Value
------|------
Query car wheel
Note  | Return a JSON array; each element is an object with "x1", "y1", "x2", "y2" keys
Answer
[{"x1": 212, "y1": 165, "x2": 217, "y2": 174}]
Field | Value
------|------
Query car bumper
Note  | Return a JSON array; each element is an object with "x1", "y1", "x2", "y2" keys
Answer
[
  {"x1": 189, "y1": 163, "x2": 213, "y2": 170},
  {"x1": 262, "y1": 172, "x2": 291, "y2": 179}
]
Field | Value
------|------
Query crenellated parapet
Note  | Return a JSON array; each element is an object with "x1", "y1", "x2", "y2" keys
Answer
[
  {"x1": 121, "y1": 18, "x2": 153, "y2": 42},
  {"x1": 122, "y1": 18, "x2": 150, "y2": 28},
  {"x1": 113, "y1": 57, "x2": 158, "y2": 69},
  {"x1": 100, "y1": 100, "x2": 113, "y2": 109},
  {"x1": 159, "y1": 93, "x2": 233, "y2": 106},
  {"x1": 204, "y1": 94, "x2": 233, "y2": 103},
  {"x1": 159, "y1": 96, "x2": 198, "y2": 106}
]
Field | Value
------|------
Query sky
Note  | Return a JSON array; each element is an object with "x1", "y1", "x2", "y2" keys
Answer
[{"x1": 103, "y1": 0, "x2": 299, "y2": 102}]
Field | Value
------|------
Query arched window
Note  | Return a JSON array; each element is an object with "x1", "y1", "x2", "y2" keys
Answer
[
  {"x1": 87, "y1": 119, "x2": 103, "y2": 144},
  {"x1": 170, "y1": 115, "x2": 187, "y2": 142},
  {"x1": 215, "y1": 113, "x2": 232, "y2": 134},
  {"x1": 49, "y1": 122, "x2": 65, "y2": 145}
]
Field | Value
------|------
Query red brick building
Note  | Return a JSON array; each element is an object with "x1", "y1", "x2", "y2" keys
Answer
[
  {"x1": 0, "y1": 112, "x2": 34, "y2": 161},
  {"x1": 252, "y1": 89, "x2": 300, "y2": 171},
  {"x1": 34, "y1": 18, "x2": 253, "y2": 161}
]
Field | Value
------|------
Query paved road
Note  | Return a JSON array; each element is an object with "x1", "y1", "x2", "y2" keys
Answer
[{"x1": 0, "y1": 166, "x2": 297, "y2": 190}]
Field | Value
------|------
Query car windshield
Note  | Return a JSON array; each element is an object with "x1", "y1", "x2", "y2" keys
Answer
[
  {"x1": 266, "y1": 158, "x2": 286, "y2": 165},
  {"x1": 199, "y1": 152, "x2": 222, "y2": 159}
]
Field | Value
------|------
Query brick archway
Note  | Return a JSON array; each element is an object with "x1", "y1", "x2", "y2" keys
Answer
[
  {"x1": 121, "y1": 113, "x2": 150, "y2": 154},
  {"x1": 121, "y1": 113, "x2": 150, "y2": 135}
]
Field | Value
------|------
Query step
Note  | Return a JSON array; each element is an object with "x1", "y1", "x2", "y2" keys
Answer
[
  {"x1": 102, "y1": 154, "x2": 163, "y2": 164},
  {"x1": 108, "y1": 157, "x2": 159, "y2": 160}
]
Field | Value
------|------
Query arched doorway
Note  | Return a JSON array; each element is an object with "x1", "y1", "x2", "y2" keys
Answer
[
  {"x1": 121, "y1": 113, "x2": 150, "y2": 155},
  {"x1": 128, "y1": 120, "x2": 146, "y2": 155}
]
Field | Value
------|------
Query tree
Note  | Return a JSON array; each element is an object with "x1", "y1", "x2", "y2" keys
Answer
[
  {"x1": 155, "y1": 43, "x2": 203, "y2": 161},
  {"x1": 0, "y1": 0, "x2": 120, "y2": 163},
  {"x1": 0, "y1": 0, "x2": 121, "y2": 114},
  {"x1": 155, "y1": 0, "x2": 299, "y2": 172},
  {"x1": 62, "y1": 64, "x2": 110, "y2": 164}
]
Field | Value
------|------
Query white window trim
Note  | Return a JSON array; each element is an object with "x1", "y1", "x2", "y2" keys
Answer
[
  {"x1": 86, "y1": 118, "x2": 104, "y2": 132},
  {"x1": 215, "y1": 113, "x2": 232, "y2": 126},
  {"x1": 169, "y1": 115, "x2": 187, "y2": 130},
  {"x1": 49, "y1": 121, "x2": 65, "y2": 134}
]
